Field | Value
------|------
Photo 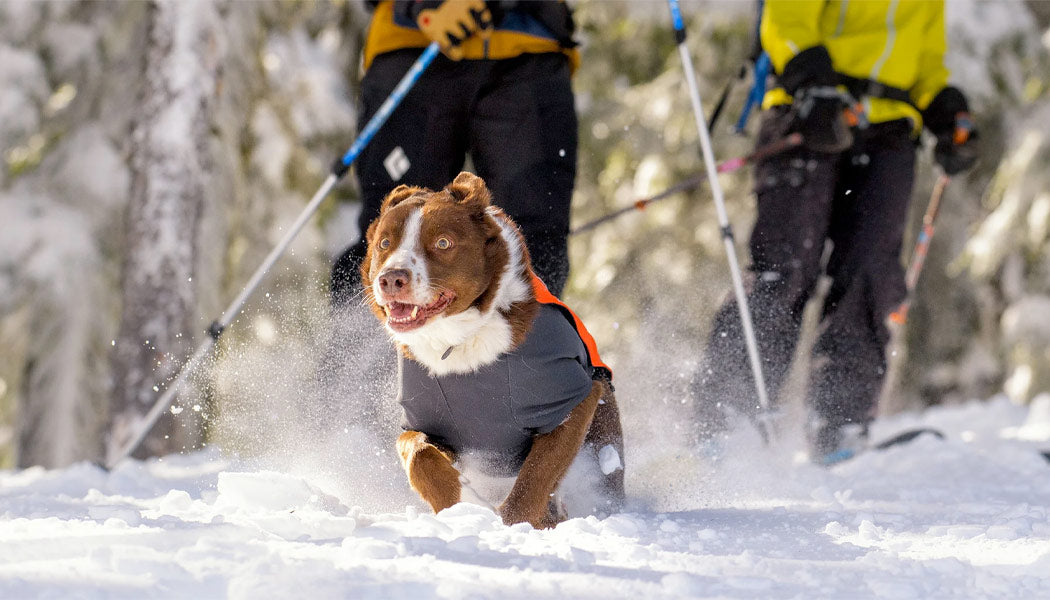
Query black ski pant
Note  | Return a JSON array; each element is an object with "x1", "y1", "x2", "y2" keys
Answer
[
  {"x1": 693, "y1": 107, "x2": 915, "y2": 438},
  {"x1": 331, "y1": 50, "x2": 578, "y2": 304}
]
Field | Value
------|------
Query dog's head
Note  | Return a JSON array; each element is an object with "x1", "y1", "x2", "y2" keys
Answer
[{"x1": 361, "y1": 172, "x2": 536, "y2": 369}]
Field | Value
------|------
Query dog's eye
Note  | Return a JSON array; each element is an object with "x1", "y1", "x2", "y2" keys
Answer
[
  {"x1": 435, "y1": 237, "x2": 452, "y2": 250},
  {"x1": 379, "y1": 238, "x2": 391, "y2": 250}
]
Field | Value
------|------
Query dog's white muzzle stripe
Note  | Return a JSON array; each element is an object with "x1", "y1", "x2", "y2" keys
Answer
[{"x1": 375, "y1": 208, "x2": 428, "y2": 304}]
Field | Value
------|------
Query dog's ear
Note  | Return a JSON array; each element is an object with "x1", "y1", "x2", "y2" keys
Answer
[
  {"x1": 446, "y1": 172, "x2": 492, "y2": 212},
  {"x1": 363, "y1": 218, "x2": 380, "y2": 246},
  {"x1": 379, "y1": 184, "x2": 422, "y2": 215},
  {"x1": 361, "y1": 219, "x2": 381, "y2": 286}
]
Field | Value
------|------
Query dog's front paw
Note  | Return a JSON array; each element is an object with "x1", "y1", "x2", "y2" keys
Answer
[
  {"x1": 409, "y1": 446, "x2": 462, "y2": 513},
  {"x1": 497, "y1": 499, "x2": 548, "y2": 529},
  {"x1": 397, "y1": 431, "x2": 461, "y2": 513}
]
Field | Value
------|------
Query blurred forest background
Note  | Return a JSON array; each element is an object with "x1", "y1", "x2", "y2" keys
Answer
[{"x1": 2, "y1": 0, "x2": 1050, "y2": 471}]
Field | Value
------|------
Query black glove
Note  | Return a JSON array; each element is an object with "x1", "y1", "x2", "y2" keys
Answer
[
  {"x1": 781, "y1": 46, "x2": 853, "y2": 153},
  {"x1": 399, "y1": 0, "x2": 493, "y2": 60},
  {"x1": 923, "y1": 86, "x2": 979, "y2": 175}
]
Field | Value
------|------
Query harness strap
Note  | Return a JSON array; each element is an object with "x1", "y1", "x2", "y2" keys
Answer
[{"x1": 836, "y1": 73, "x2": 915, "y2": 108}]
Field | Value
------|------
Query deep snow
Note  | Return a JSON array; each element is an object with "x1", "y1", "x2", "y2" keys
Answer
[{"x1": 2, "y1": 395, "x2": 1049, "y2": 599}]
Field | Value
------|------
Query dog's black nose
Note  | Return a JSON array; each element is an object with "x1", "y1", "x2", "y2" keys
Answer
[{"x1": 378, "y1": 268, "x2": 411, "y2": 294}]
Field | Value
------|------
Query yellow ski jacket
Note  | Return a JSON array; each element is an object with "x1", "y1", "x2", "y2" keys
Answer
[
  {"x1": 362, "y1": 1, "x2": 580, "y2": 73},
  {"x1": 761, "y1": 0, "x2": 951, "y2": 135}
]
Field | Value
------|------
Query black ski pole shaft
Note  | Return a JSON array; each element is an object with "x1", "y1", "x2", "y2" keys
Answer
[
  {"x1": 105, "y1": 43, "x2": 442, "y2": 470},
  {"x1": 668, "y1": 0, "x2": 772, "y2": 438},
  {"x1": 570, "y1": 175, "x2": 703, "y2": 236},
  {"x1": 707, "y1": 63, "x2": 746, "y2": 131},
  {"x1": 570, "y1": 133, "x2": 802, "y2": 236},
  {"x1": 889, "y1": 173, "x2": 950, "y2": 326}
]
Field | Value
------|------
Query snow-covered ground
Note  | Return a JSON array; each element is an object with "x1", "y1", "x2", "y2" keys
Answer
[{"x1": 2, "y1": 395, "x2": 1049, "y2": 599}]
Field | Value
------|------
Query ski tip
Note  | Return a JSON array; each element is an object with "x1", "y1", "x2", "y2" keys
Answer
[
  {"x1": 873, "y1": 427, "x2": 945, "y2": 451},
  {"x1": 815, "y1": 428, "x2": 946, "y2": 466}
]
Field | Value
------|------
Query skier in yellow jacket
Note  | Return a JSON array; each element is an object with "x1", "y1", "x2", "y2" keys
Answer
[{"x1": 693, "y1": 0, "x2": 978, "y2": 463}]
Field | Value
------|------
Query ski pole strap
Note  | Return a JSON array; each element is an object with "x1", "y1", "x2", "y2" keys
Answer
[{"x1": 330, "y1": 42, "x2": 441, "y2": 178}]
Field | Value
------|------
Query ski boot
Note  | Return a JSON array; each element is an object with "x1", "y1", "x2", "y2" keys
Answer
[{"x1": 810, "y1": 420, "x2": 869, "y2": 466}]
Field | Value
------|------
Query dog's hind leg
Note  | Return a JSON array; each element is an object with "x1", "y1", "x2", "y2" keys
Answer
[
  {"x1": 500, "y1": 381, "x2": 602, "y2": 528},
  {"x1": 585, "y1": 382, "x2": 626, "y2": 513},
  {"x1": 396, "y1": 431, "x2": 461, "y2": 513}
]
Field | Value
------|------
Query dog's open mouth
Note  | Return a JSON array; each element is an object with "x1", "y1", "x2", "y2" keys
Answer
[{"x1": 384, "y1": 291, "x2": 455, "y2": 332}]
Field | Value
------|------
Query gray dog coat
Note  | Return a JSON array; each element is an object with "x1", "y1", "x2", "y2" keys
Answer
[{"x1": 398, "y1": 302, "x2": 604, "y2": 477}]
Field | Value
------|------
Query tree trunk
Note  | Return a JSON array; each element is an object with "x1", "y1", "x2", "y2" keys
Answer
[
  {"x1": 1024, "y1": 1, "x2": 1050, "y2": 29},
  {"x1": 107, "y1": 0, "x2": 223, "y2": 462}
]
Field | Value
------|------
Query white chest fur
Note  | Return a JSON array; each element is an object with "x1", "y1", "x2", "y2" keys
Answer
[{"x1": 389, "y1": 206, "x2": 531, "y2": 376}]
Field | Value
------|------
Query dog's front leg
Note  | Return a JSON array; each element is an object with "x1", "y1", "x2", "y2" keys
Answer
[
  {"x1": 396, "y1": 431, "x2": 461, "y2": 513},
  {"x1": 499, "y1": 381, "x2": 602, "y2": 528}
]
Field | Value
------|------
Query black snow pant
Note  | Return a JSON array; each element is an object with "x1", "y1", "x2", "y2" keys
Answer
[
  {"x1": 331, "y1": 50, "x2": 578, "y2": 304},
  {"x1": 692, "y1": 106, "x2": 916, "y2": 439}
]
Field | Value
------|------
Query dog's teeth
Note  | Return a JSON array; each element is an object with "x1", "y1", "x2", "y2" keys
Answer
[{"x1": 411, "y1": 305, "x2": 419, "y2": 319}]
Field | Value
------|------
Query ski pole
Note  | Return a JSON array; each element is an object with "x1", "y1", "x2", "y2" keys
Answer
[
  {"x1": 570, "y1": 176, "x2": 704, "y2": 237},
  {"x1": 667, "y1": 0, "x2": 772, "y2": 424},
  {"x1": 888, "y1": 173, "x2": 950, "y2": 326},
  {"x1": 706, "y1": 63, "x2": 746, "y2": 131},
  {"x1": 570, "y1": 132, "x2": 802, "y2": 236},
  {"x1": 105, "y1": 43, "x2": 442, "y2": 470},
  {"x1": 734, "y1": 52, "x2": 770, "y2": 134}
]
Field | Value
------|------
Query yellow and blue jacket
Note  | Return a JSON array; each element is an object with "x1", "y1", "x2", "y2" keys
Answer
[
  {"x1": 363, "y1": 0, "x2": 579, "y2": 73},
  {"x1": 761, "y1": 0, "x2": 951, "y2": 135}
]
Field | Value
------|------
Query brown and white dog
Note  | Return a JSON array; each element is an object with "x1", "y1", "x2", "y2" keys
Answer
[{"x1": 361, "y1": 172, "x2": 625, "y2": 528}]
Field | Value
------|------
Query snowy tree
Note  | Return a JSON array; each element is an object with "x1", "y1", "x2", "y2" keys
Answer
[
  {"x1": 0, "y1": 1, "x2": 130, "y2": 468},
  {"x1": 107, "y1": 0, "x2": 225, "y2": 461}
]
